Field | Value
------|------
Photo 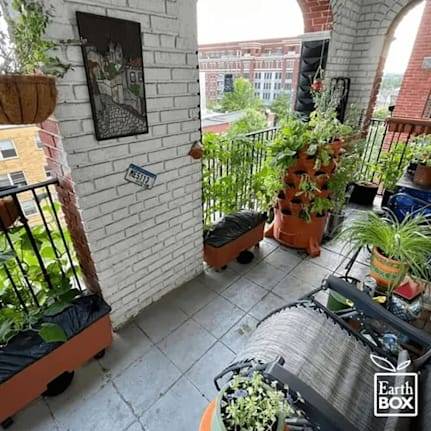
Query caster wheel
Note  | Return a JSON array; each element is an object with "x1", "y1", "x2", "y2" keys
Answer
[
  {"x1": 255, "y1": 243, "x2": 260, "y2": 248},
  {"x1": 94, "y1": 349, "x2": 106, "y2": 359},
  {"x1": 236, "y1": 250, "x2": 254, "y2": 265},
  {"x1": 43, "y1": 371, "x2": 74, "y2": 397},
  {"x1": 221, "y1": 265, "x2": 228, "y2": 270},
  {"x1": 1, "y1": 417, "x2": 13, "y2": 429}
]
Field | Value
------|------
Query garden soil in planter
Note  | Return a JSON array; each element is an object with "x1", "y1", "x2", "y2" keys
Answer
[
  {"x1": 0, "y1": 294, "x2": 112, "y2": 424},
  {"x1": 204, "y1": 211, "x2": 267, "y2": 269}
]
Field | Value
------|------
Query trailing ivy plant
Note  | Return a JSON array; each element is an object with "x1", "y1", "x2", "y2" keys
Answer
[
  {"x1": 221, "y1": 372, "x2": 294, "y2": 431},
  {"x1": 0, "y1": 202, "x2": 81, "y2": 345},
  {"x1": 0, "y1": 0, "x2": 70, "y2": 76}
]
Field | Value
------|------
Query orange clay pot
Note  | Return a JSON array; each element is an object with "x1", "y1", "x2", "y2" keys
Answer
[
  {"x1": 266, "y1": 207, "x2": 327, "y2": 257},
  {"x1": 0, "y1": 315, "x2": 113, "y2": 424},
  {"x1": 199, "y1": 400, "x2": 216, "y2": 431},
  {"x1": 413, "y1": 164, "x2": 431, "y2": 187},
  {"x1": 204, "y1": 222, "x2": 266, "y2": 270}
]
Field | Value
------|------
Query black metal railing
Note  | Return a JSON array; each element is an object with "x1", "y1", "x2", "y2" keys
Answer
[
  {"x1": 0, "y1": 179, "x2": 82, "y2": 317},
  {"x1": 203, "y1": 127, "x2": 278, "y2": 226},
  {"x1": 358, "y1": 117, "x2": 431, "y2": 183}
]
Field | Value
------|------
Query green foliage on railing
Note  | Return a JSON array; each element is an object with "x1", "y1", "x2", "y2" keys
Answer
[
  {"x1": 0, "y1": 202, "x2": 81, "y2": 345},
  {"x1": 202, "y1": 131, "x2": 280, "y2": 228}
]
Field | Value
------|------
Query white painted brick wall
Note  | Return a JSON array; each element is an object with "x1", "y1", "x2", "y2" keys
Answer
[
  {"x1": 327, "y1": 0, "x2": 415, "y2": 115},
  {"x1": 44, "y1": 0, "x2": 203, "y2": 328}
]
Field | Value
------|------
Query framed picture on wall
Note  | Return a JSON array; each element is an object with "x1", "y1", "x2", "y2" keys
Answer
[{"x1": 76, "y1": 12, "x2": 148, "y2": 141}]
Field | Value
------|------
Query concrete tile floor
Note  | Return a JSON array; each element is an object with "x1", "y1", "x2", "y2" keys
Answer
[{"x1": 11, "y1": 235, "x2": 370, "y2": 431}]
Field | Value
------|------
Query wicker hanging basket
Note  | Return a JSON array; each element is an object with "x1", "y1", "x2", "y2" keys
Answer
[{"x1": 0, "y1": 74, "x2": 57, "y2": 125}]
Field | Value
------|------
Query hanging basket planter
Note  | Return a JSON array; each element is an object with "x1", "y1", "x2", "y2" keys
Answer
[{"x1": 0, "y1": 75, "x2": 57, "y2": 125}]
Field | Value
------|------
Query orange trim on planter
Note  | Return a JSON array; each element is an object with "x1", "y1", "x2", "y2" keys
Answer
[
  {"x1": 204, "y1": 222, "x2": 266, "y2": 270},
  {"x1": 370, "y1": 247, "x2": 406, "y2": 289},
  {"x1": 0, "y1": 315, "x2": 113, "y2": 423},
  {"x1": 199, "y1": 400, "x2": 216, "y2": 431}
]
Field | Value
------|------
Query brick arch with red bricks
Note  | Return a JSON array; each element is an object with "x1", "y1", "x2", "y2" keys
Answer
[{"x1": 296, "y1": 0, "x2": 333, "y2": 32}]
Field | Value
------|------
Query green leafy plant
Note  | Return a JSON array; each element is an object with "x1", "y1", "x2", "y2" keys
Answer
[
  {"x1": 0, "y1": 202, "x2": 81, "y2": 345},
  {"x1": 374, "y1": 142, "x2": 414, "y2": 192},
  {"x1": 339, "y1": 211, "x2": 431, "y2": 283},
  {"x1": 270, "y1": 91, "x2": 291, "y2": 121},
  {"x1": 269, "y1": 116, "x2": 309, "y2": 170},
  {"x1": 219, "y1": 77, "x2": 263, "y2": 112},
  {"x1": 295, "y1": 174, "x2": 320, "y2": 201},
  {"x1": 0, "y1": 0, "x2": 70, "y2": 77},
  {"x1": 413, "y1": 134, "x2": 431, "y2": 167},
  {"x1": 311, "y1": 197, "x2": 333, "y2": 216},
  {"x1": 221, "y1": 372, "x2": 294, "y2": 431},
  {"x1": 203, "y1": 132, "x2": 273, "y2": 228},
  {"x1": 327, "y1": 142, "x2": 363, "y2": 213},
  {"x1": 228, "y1": 109, "x2": 267, "y2": 136}
]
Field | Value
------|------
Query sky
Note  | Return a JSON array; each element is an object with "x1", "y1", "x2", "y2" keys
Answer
[{"x1": 197, "y1": 0, "x2": 426, "y2": 75}]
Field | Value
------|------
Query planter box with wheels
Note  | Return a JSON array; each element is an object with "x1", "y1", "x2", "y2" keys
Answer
[
  {"x1": 0, "y1": 295, "x2": 112, "y2": 427},
  {"x1": 204, "y1": 211, "x2": 267, "y2": 270}
]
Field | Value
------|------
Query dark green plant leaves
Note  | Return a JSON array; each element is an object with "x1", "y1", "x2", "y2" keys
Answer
[{"x1": 39, "y1": 323, "x2": 67, "y2": 343}]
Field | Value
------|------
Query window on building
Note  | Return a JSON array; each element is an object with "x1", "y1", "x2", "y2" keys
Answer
[
  {"x1": 274, "y1": 82, "x2": 282, "y2": 90},
  {"x1": 0, "y1": 140, "x2": 17, "y2": 160},
  {"x1": 254, "y1": 82, "x2": 261, "y2": 89},
  {"x1": 44, "y1": 166, "x2": 52, "y2": 178},
  {"x1": 0, "y1": 175, "x2": 10, "y2": 188},
  {"x1": 138, "y1": 72, "x2": 143, "y2": 82},
  {"x1": 286, "y1": 72, "x2": 293, "y2": 80},
  {"x1": 21, "y1": 200, "x2": 37, "y2": 217},
  {"x1": 263, "y1": 93, "x2": 271, "y2": 100},
  {"x1": 254, "y1": 72, "x2": 261, "y2": 79},
  {"x1": 264, "y1": 72, "x2": 272, "y2": 80},
  {"x1": 423, "y1": 93, "x2": 431, "y2": 118},
  {"x1": 9, "y1": 171, "x2": 27, "y2": 187},
  {"x1": 263, "y1": 82, "x2": 271, "y2": 90},
  {"x1": 129, "y1": 71, "x2": 136, "y2": 83},
  {"x1": 275, "y1": 72, "x2": 282, "y2": 80},
  {"x1": 285, "y1": 83, "x2": 292, "y2": 92},
  {"x1": 35, "y1": 133, "x2": 43, "y2": 149}
]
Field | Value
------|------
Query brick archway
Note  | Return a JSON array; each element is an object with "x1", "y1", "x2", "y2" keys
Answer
[
  {"x1": 364, "y1": 0, "x2": 424, "y2": 128},
  {"x1": 296, "y1": 0, "x2": 333, "y2": 33}
]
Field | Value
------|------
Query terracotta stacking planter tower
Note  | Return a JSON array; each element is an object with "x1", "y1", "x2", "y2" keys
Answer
[{"x1": 266, "y1": 140, "x2": 343, "y2": 257}]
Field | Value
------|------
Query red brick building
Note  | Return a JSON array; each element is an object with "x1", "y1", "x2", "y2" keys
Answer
[
  {"x1": 199, "y1": 37, "x2": 301, "y2": 106},
  {"x1": 393, "y1": 0, "x2": 431, "y2": 120}
]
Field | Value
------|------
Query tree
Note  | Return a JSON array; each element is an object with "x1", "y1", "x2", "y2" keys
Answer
[
  {"x1": 228, "y1": 109, "x2": 267, "y2": 135},
  {"x1": 220, "y1": 78, "x2": 262, "y2": 112},
  {"x1": 270, "y1": 92, "x2": 291, "y2": 121}
]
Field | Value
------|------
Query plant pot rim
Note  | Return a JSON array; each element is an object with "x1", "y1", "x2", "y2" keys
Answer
[
  {"x1": 372, "y1": 247, "x2": 405, "y2": 266},
  {"x1": 0, "y1": 73, "x2": 56, "y2": 82},
  {"x1": 355, "y1": 181, "x2": 378, "y2": 188}
]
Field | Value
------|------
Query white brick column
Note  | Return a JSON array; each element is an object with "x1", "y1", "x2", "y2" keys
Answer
[{"x1": 43, "y1": 0, "x2": 203, "y2": 327}]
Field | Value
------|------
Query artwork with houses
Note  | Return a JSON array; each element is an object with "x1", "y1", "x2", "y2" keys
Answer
[{"x1": 76, "y1": 12, "x2": 148, "y2": 140}]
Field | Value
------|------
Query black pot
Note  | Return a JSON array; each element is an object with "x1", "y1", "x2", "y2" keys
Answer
[
  {"x1": 381, "y1": 190, "x2": 394, "y2": 209},
  {"x1": 349, "y1": 182, "x2": 378, "y2": 206},
  {"x1": 325, "y1": 210, "x2": 346, "y2": 240}
]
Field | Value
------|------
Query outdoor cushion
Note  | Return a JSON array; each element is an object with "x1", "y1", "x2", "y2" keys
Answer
[
  {"x1": 237, "y1": 305, "x2": 388, "y2": 431},
  {"x1": 204, "y1": 210, "x2": 267, "y2": 248}
]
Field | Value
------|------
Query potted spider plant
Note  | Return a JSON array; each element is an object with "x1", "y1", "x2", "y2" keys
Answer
[
  {"x1": 412, "y1": 135, "x2": 431, "y2": 187},
  {"x1": 202, "y1": 371, "x2": 294, "y2": 431},
  {"x1": 340, "y1": 211, "x2": 431, "y2": 290},
  {"x1": 0, "y1": 0, "x2": 70, "y2": 125}
]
